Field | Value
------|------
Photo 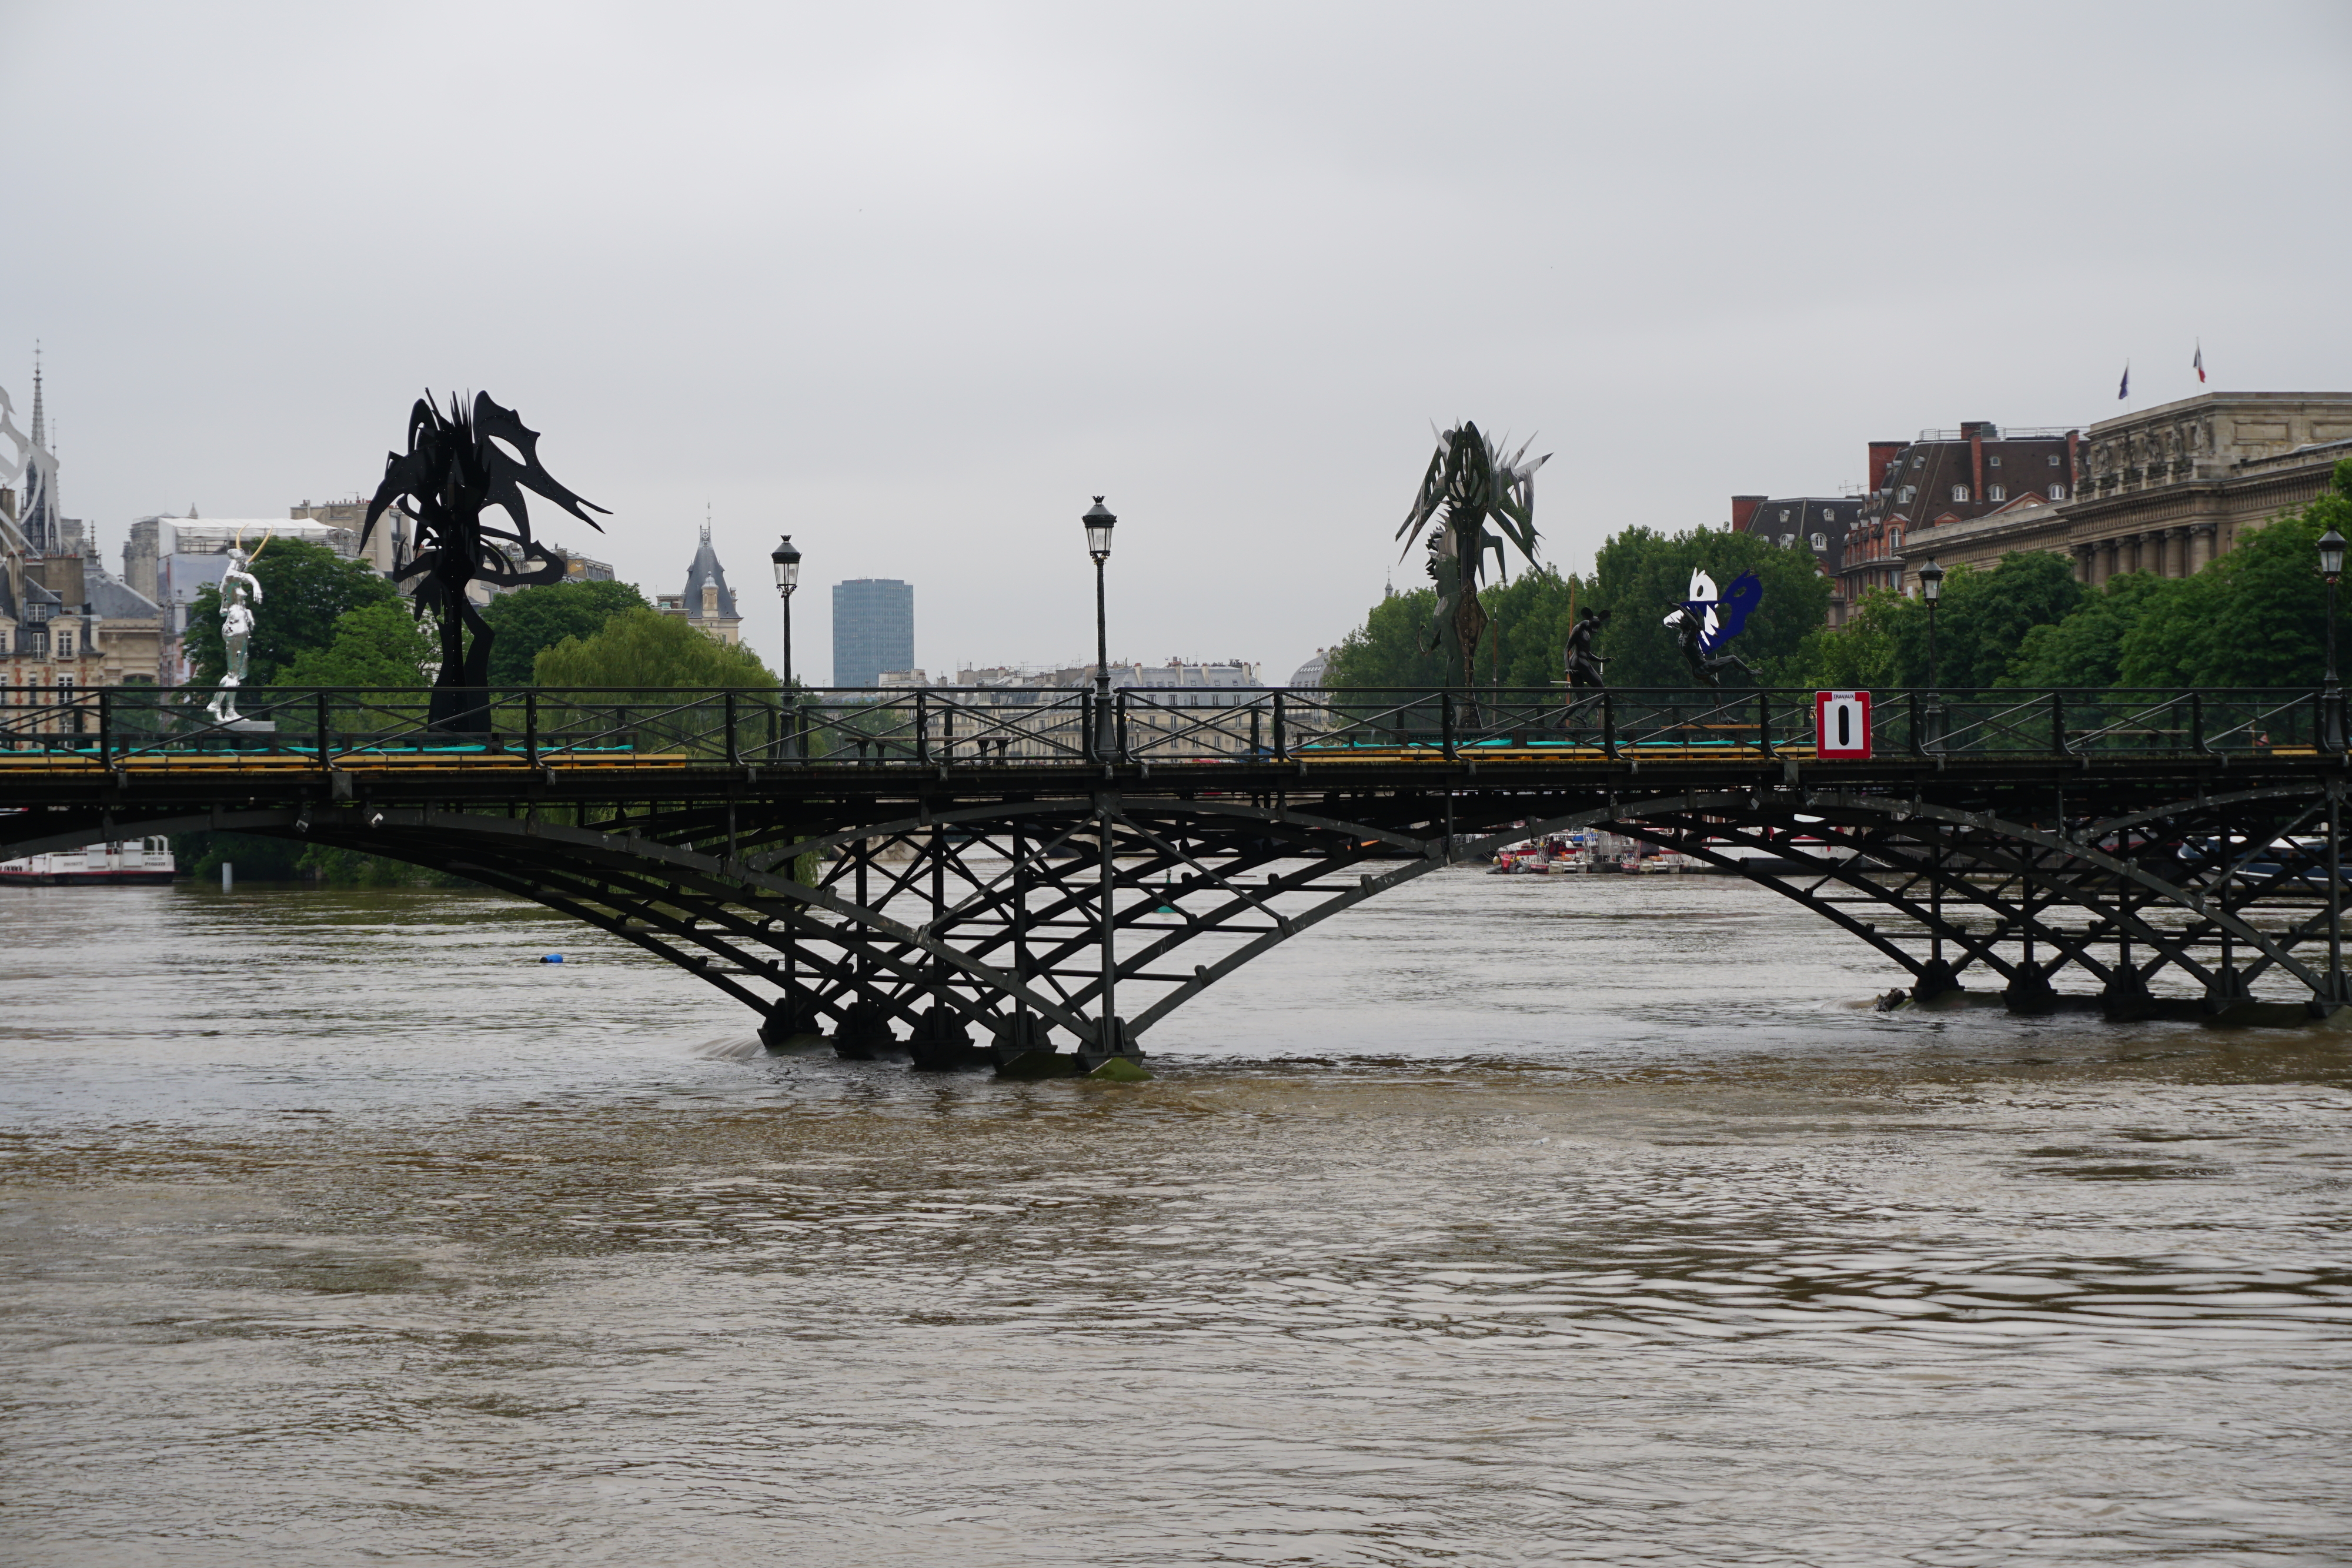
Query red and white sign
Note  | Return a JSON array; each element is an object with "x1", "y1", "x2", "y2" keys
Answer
[{"x1": 1816, "y1": 690, "x2": 1872, "y2": 759}]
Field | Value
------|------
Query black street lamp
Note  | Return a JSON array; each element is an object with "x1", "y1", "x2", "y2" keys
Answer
[
  {"x1": 1917, "y1": 557, "x2": 1945, "y2": 687},
  {"x1": 2321, "y1": 527, "x2": 2344, "y2": 750},
  {"x1": 771, "y1": 534, "x2": 802, "y2": 759},
  {"x1": 769, "y1": 534, "x2": 801, "y2": 688},
  {"x1": 1918, "y1": 557, "x2": 1945, "y2": 751},
  {"x1": 1084, "y1": 497, "x2": 1117, "y2": 758}
]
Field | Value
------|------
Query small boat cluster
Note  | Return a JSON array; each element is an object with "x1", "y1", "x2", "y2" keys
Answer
[
  {"x1": 1490, "y1": 831, "x2": 1697, "y2": 875},
  {"x1": 1488, "y1": 827, "x2": 1860, "y2": 877}
]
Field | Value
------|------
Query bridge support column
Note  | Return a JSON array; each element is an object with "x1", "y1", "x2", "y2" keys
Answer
[{"x1": 2003, "y1": 970, "x2": 2059, "y2": 1014}]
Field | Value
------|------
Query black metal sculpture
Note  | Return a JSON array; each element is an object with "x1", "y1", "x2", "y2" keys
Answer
[
  {"x1": 1395, "y1": 423, "x2": 1548, "y2": 696},
  {"x1": 361, "y1": 391, "x2": 609, "y2": 728},
  {"x1": 1563, "y1": 605, "x2": 1610, "y2": 690}
]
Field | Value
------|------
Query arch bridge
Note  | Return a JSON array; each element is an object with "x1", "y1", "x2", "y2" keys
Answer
[{"x1": 5, "y1": 681, "x2": 2347, "y2": 1071}]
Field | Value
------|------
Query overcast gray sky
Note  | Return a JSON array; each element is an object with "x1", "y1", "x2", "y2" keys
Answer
[{"x1": 5, "y1": 1, "x2": 2348, "y2": 683}]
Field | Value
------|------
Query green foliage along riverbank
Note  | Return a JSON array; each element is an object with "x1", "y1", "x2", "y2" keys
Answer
[{"x1": 1319, "y1": 459, "x2": 2352, "y2": 695}]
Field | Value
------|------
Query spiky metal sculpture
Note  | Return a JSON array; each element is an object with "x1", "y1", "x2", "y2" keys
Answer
[
  {"x1": 1395, "y1": 422, "x2": 1549, "y2": 691},
  {"x1": 361, "y1": 391, "x2": 609, "y2": 728}
]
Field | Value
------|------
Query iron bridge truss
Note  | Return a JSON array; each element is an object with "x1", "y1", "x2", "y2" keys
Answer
[{"x1": 4, "y1": 682, "x2": 2349, "y2": 1066}]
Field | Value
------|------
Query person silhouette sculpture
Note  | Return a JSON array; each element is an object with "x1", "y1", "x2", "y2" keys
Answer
[{"x1": 1563, "y1": 605, "x2": 1611, "y2": 690}]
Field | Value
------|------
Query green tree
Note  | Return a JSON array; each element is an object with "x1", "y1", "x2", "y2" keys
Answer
[
  {"x1": 271, "y1": 600, "x2": 437, "y2": 688},
  {"x1": 184, "y1": 539, "x2": 401, "y2": 687},
  {"x1": 2005, "y1": 457, "x2": 2352, "y2": 690},
  {"x1": 2006, "y1": 572, "x2": 2190, "y2": 688},
  {"x1": 1324, "y1": 568, "x2": 1588, "y2": 691},
  {"x1": 480, "y1": 579, "x2": 650, "y2": 685},
  {"x1": 534, "y1": 607, "x2": 777, "y2": 688},
  {"x1": 1591, "y1": 526, "x2": 1832, "y2": 686},
  {"x1": 1930, "y1": 550, "x2": 2088, "y2": 688},
  {"x1": 1323, "y1": 588, "x2": 1446, "y2": 689}
]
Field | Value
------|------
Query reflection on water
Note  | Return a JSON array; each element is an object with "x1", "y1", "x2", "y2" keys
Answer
[{"x1": 4, "y1": 874, "x2": 2349, "y2": 1565}]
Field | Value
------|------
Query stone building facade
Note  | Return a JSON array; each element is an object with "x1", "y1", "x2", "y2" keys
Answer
[{"x1": 1895, "y1": 393, "x2": 2352, "y2": 589}]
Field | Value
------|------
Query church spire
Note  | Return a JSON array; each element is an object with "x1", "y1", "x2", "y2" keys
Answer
[{"x1": 29, "y1": 343, "x2": 44, "y2": 450}]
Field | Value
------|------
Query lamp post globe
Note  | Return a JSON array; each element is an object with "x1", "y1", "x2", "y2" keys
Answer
[{"x1": 1084, "y1": 497, "x2": 1117, "y2": 561}]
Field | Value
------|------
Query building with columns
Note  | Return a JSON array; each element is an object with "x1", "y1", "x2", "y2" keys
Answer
[{"x1": 1894, "y1": 393, "x2": 2352, "y2": 591}]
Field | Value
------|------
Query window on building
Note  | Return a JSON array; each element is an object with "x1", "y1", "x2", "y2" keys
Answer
[
  {"x1": 56, "y1": 633, "x2": 73, "y2": 658},
  {"x1": 1912, "y1": 456, "x2": 1925, "y2": 470},
  {"x1": 1810, "y1": 532, "x2": 1828, "y2": 550},
  {"x1": 27, "y1": 628, "x2": 48, "y2": 657},
  {"x1": 1889, "y1": 528, "x2": 1904, "y2": 551},
  {"x1": 1778, "y1": 508, "x2": 1791, "y2": 523},
  {"x1": 1778, "y1": 533, "x2": 1794, "y2": 547},
  {"x1": 1952, "y1": 484, "x2": 1970, "y2": 502},
  {"x1": 1897, "y1": 486, "x2": 1915, "y2": 504},
  {"x1": 1987, "y1": 484, "x2": 2006, "y2": 503},
  {"x1": 2050, "y1": 483, "x2": 2067, "y2": 500},
  {"x1": 2048, "y1": 453, "x2": 2062, "y2": 466},
  {"x1": 1988, "y1": 456, "x2": 2003, "y2": 469}
]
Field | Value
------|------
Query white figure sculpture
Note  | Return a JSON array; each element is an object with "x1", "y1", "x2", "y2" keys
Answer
[{"x1": 205, "y1": 537, "x2": 266, "y2": 723}]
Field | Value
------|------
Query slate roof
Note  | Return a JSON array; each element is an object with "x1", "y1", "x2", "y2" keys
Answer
[{"x1": 681, "y1": 526, "x2": 738, "y2": 621}]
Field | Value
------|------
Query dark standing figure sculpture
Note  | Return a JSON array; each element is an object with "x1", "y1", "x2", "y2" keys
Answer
[
  {"x1": 1563, "y1": 605, "x2": 1610, "y2": 690},
  {"x1": 361, "y1": 392, "x2": 609, "y2": 730},
  {"x1": 1395, "y1": 423, "x2": 1549, "y2": 714}
]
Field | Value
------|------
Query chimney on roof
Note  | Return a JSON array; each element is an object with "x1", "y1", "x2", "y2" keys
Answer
[
  {"x1": 1869, "y1": 441, "x2": 1905, "y2": 492},
  {"x1": 1730, "y1": 496, "x2": 1766, "y2": 533}
]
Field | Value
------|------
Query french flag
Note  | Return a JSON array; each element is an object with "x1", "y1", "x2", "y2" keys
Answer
[
  {"x1": 2117, "y1": 362, "x2": 2130, "y2": 400},
  {"x1": 2194, "y1": 341, "x2": 2206, "y2": 383}
]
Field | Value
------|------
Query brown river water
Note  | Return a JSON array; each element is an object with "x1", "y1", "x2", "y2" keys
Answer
[{"x1": 3, "y1": 870, "x2": 2348, "y2": 1566}]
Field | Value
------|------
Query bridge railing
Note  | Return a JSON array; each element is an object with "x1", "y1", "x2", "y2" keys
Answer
[{"x1": 0, "y1": 683, "x2": 2338, "y2": 768}]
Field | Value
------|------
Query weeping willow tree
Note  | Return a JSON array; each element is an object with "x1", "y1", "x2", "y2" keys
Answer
[{"x1": 1395, "y1": 422, "x2": 1550, "y2": 694}]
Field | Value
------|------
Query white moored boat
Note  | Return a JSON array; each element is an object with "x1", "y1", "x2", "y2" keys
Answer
[{"x1": 0, "y1": 837, "x2": 178, "y2": 886}]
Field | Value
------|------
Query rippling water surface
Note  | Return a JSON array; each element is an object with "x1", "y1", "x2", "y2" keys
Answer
[{"x1": 4, "y1": 871, "x2": 2349, "y2": 1565}]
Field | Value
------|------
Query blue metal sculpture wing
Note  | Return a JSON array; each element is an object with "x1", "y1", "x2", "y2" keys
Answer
[{"x1": 1702, "y1": 571, "x2": 1763, "y2": 651}]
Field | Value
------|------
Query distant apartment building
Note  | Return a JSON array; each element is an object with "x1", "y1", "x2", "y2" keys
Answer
[
  {"x1": 833, "y1": 578, "x2": 913, "y2": 687},
  {"x1": 654, "y1": 526, "x2": 742, "y2": 646},
  {"x1": 1844, "y1": 421, "x2": 2080, "y2": 621},
  {"x1": 1730, "y1": 495, "x2": 1870, "y2": 620}
]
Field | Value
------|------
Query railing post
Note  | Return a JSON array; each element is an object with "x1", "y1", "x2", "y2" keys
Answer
[
  {"x1": 96, "y1": 687, "x2": 112, "y2": 768},
  {"x1": 1442, "y1": 691, "x2": 1456, "y2": 761},
  {"x1": 1910, "y1": 690, "x2": 1925, "y2": 757},
  {"x1": 2052, "y1": 691, "x2": 2069, "y2": 755},
  {"x1": 2190, "y1": 691, "x2": 2205, "y2": 754},
  {"x1": 916, "y1": 690, "x2": 930, "y2": 764},
  {"x1": 523, "y1": 690, "x2": 538, "y2": 770},
  {"x1": 316, "y1": 690, "x2": 332, "y2": 772},
  {"x1": 1115, "y1": 691, "x2": 1129, "y2": 762},
  {"x1": 1250, "y1": 705, "x2": 1262, "y2": 758},
  {"x1": 1272, "y1": 692, "x2": 1288, "y2": 761},
  {"x1": 1081, "y1": 690, "x2": 1097, "y2": 763},
  {"x1": 1602, "y1": 692, "x2": 1617, "y2": 760},
  {"x1": 1756, "y1": 690, "x2": 1770, "y2": 757},
  {"x1": 725, "y1": 688, "x2": 740, "y2": 767}
]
